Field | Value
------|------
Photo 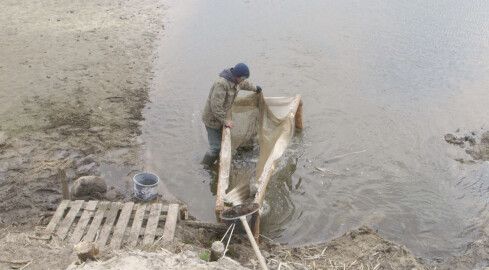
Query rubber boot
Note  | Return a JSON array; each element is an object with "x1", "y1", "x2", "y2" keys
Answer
[{"x1": 202, "y1": 152, "x2": 219, "y2": 167}]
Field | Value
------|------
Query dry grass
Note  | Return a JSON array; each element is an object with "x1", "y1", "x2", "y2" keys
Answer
[
  {"x1": 264, "y1": 227, "x2": 430, "y2": 270},
  {"x1": 268, "y1": 245, "x2": 387, "y2": 270}
]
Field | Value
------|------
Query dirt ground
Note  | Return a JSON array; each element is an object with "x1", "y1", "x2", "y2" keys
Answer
[{"x1": 1, "y1": 0, "x2": 488, "y2": 269}]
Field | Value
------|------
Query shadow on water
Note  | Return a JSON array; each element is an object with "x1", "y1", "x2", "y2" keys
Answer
[{"x1": 205, "y1": 165, "x2": 219, "y2": 196}]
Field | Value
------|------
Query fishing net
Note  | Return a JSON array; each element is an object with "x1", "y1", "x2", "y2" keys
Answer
[{"x1": 217, "y1": 92, "x2": 301, "y2": 207}]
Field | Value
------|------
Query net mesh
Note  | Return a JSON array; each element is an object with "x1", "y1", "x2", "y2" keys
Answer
[{"x1": 222, "y1": 93, "x2": 299, "y2": 205}]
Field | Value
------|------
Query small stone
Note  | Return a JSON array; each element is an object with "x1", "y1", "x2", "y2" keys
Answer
[{"x1": 75, "y1": 241, "x2": 99, "y2": 262}]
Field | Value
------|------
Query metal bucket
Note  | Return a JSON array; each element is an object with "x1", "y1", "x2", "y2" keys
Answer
[{"x1": 133, "y1": 172, "x2": 159, "y2": 201}]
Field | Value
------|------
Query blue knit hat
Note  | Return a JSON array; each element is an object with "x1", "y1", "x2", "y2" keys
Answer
[{"x1": 232, "y1": 63, "x2": 250, "y2": 79}]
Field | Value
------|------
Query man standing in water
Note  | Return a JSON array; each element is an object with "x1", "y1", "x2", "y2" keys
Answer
[{"x1": 202, "y1": 62, "x2": 262, "y2": 167}]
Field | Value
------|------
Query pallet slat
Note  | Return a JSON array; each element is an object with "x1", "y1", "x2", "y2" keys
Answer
[
  {"x1": 44, "y1": 200, "x2": 70, "y2": 236},
  {"x1": 98, "y1": 202, "x2": 122, "y2": 247},
  {"x1": 161, "y1": 204, "x2": 179, "y2": 243},
  {"x1": 127, "y1": 204, "x2": 147, "y2": 248},
  {"x1": 83, "y1": 201, "x2": 109, "y2": 242},
  {"x1": 70, "y1": 201, "x2": 99, "y2": 244},
  {"x1": 56, "y1": 200, "x2": 84, "y2": 240},
  {"x1": 109, "y1": 202, "x2": 134, "y2": 249},
  {"x1": 44, "y1": 200, "x2": 184, "y2": 249},
  {"x1": 142, "y1": 203, "x2": 162, "y2": 247},
  {"x1": 59, "y1": 204, "x2": 187, "y2": 222}
]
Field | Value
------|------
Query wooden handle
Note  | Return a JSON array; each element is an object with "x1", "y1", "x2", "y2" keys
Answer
[{"x1": 240, "y1": 216, "x2": 268, "y2": 270}]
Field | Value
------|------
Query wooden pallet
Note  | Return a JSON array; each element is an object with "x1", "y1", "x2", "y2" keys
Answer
[{"x1": 40, "y1": 200, "x2": 186, "y2": 249}]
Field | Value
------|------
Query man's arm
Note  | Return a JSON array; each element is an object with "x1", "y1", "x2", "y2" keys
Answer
[{"x1": 238, "y1": 80, "x2": 261, "y2": 92}]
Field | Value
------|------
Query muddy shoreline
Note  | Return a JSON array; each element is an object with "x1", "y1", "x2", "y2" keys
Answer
[
  {"x1": 0, "y1": 0, "x2": 165, "y2": 225},
  {"x1": 0, "y1": 0, "x2": 488, "y2": 269}
]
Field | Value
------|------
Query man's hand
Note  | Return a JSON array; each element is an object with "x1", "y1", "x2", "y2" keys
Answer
[
  {"x1": 225, "y1": 120, "x2": 234, "y2": 128},
  {"x1": 256, "y1": 86, "x2": 262, "y2": 93}
]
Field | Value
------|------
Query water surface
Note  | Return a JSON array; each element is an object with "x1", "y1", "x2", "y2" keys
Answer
[{"x1": 143, "y1": 0, "x2": 489, "y2": 260}]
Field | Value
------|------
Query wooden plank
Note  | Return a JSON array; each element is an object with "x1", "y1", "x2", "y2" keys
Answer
[
  {"x1": 181, "y1": 220, "x2": 227, "y2": 231},
  {"x1": 161, "y1": 204, "x2": 179, "y2": 243},
  {"x1": 58, "y1": 203, "x2": 180, "y2": 221},
  {"x1": 109, "y1": 201, "x2": 134, "y2": 249},
  {"x1": 83, "y1": 201, "x2": 109, "y2": 242},
  {"x1": 98, "y1": 202, "x2": 121, "y2": 247},
  {"x1": 70, "y1": 201, "x2": 99, "y2": 244},
  {"x1": 253, "y1": 211, "x2": 261, "y2": 243},
  {"x1": 44, "y1": 200, "x2": 70, "y2": 236},
  {"x1": 142, "y1": 203, "x2": 162, "y2": 247},
  {"x1": 55, "y1": 200, "x2": 84, "y2": 240},
  {"x1": 216, "y1": 127, "x2": 232, "y2": 220},
  {"x1": 127, "y1": 204, "x2": 147, "y2": 248}
]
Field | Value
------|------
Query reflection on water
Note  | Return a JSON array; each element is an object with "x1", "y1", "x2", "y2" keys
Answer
[
  {"x1": 204, "y1": 146, "x2": 258, "y2": 204},
  {"x1": 142, "y1": 0, "x2": 489, "y2": 261}
]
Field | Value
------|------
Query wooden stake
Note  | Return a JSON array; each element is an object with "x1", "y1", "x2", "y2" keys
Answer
[
  {"x1": 210, "y1": 241, "x2": 224, "y2": 262},
  {"x1": 58, "y1": 168, "x2": 70, "y2": 200},
  {"x1": 253, "y1": 211, "x2": 261, "y2": 243},
  {"x1": 295, "y1": 99, "x2": 303, "y2": 130}
]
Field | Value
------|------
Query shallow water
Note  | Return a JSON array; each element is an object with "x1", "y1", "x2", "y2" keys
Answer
[{"x1": 142, "y1": 0, "x2": 489, "y2": 260}]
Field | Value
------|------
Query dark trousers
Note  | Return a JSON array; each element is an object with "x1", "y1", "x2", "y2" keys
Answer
[{"x1": 205, "y1": 125, "x2": 222, "y2": 156}]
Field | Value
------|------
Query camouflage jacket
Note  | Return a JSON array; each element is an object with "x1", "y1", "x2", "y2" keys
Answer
[{"x1": 202, "y1": 69, "x2": 258, "y2": 129}]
